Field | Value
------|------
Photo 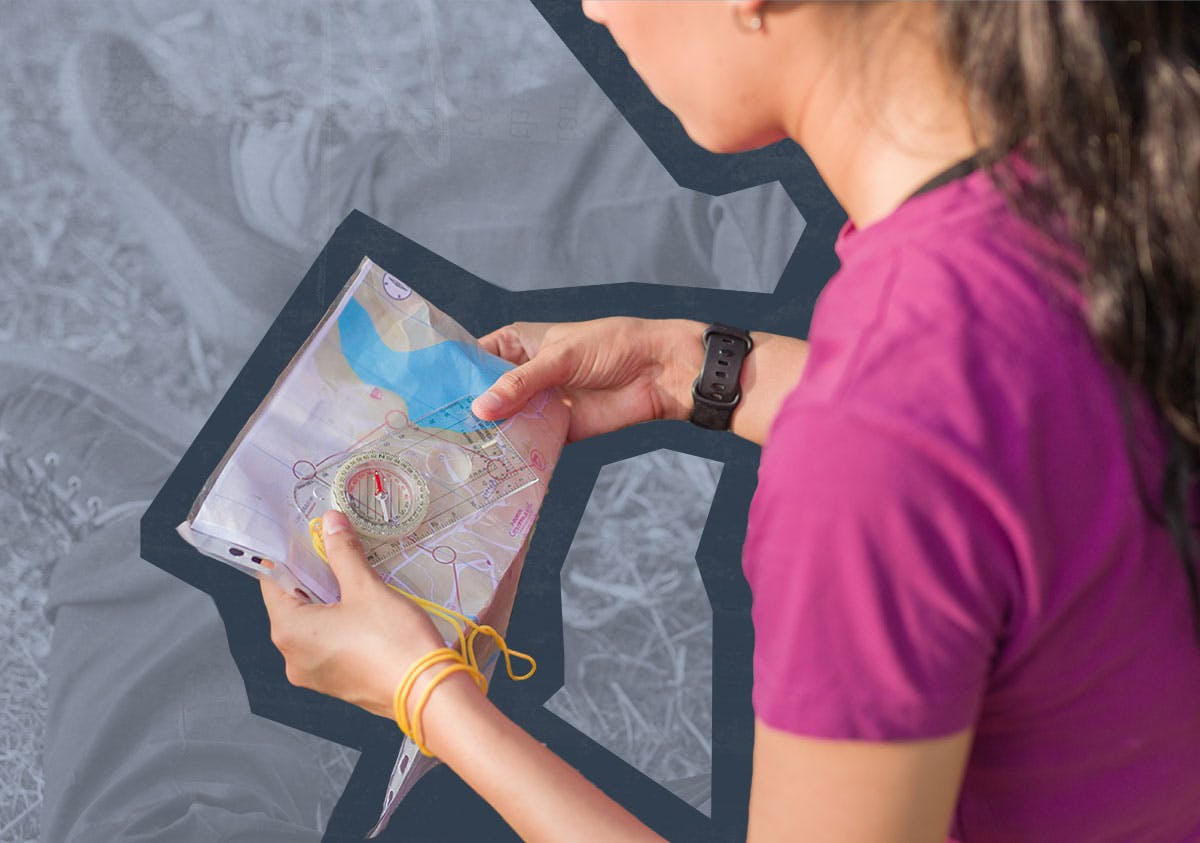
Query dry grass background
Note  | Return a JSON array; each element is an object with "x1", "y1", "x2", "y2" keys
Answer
[{"x1": 546, "y1": 451, "x2": 718, "y2": 816}]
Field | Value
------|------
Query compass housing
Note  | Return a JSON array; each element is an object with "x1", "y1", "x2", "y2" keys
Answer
[{"x1": 331, "y1": 450, "x2": 430, "y2": 539}]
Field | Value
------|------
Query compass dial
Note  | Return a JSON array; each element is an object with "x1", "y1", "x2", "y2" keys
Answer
[{"x1": 331, "y1": 451, "x2": 430, "y2": 538}]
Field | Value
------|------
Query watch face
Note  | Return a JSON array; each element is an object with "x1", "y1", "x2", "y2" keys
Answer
[{"x1": 331, "y1": 450, "x2": 430, "y2": 538}]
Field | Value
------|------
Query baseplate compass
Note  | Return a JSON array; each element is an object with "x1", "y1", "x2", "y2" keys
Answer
[
  {"x1": 331, "y1": 450, "x2": 430, "y2": 539},
  {"x1": 293, "y1": 395, "x2": 539, "y2": 570}
]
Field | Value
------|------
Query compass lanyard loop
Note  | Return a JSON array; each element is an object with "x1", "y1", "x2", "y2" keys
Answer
[{"x1": 308, "y1": 517, "x2": 538, "y2": 687}]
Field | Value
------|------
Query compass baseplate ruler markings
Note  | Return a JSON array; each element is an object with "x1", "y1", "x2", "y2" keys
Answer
[{"x1": 294, "y1": 395, "x2": 540, "y2": 572}]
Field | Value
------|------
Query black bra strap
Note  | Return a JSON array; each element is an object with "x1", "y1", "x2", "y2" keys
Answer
[{"x1": 903, "y1": 153, "x2": 983, "y2": 204}]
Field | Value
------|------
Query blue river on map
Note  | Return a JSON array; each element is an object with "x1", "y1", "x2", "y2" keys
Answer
[{"x1": 337, "y1": 298, "x2": 515, "y2": 432}]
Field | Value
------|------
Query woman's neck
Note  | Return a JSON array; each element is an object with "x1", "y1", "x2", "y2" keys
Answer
[{"x1": 771, "y1": 4, "x2": 983, "y2": 229}]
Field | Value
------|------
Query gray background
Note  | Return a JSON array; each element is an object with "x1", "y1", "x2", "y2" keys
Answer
[{"x1": 0, "y1": 1, "x2": 809, "y2": 840}]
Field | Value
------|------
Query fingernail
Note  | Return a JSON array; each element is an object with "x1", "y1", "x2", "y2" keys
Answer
[
  {"x1": 323, "y1": 510, "x2": 351, "y2": 536},
  {"x1": 473, "y1": 391, "x2": 503, "y2": 416}
]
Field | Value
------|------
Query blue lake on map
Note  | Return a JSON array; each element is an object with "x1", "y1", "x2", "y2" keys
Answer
[{"x1": 337, "y1": 297, "x2": 516, "y2": 431}]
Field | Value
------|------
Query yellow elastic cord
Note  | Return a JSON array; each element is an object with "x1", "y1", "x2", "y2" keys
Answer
[
  {"x1": 385, "y1": 589, "x2": 539, "y2": 685},
  {"x1": 393, "y1": 647, "x2": 482, "y2": 755},
  {"x1": 309, "y1": 516, "x2": 537, "y2": 678},
  {"x1": 466, "y1": 624, "x2": 537, "y2": 681},
  {"x1": 393, "y1": 648, "x2": 461, "y2": 738},
  {"x1": 409, "y1": 661, "x2": 486, "y2": 754},
  {"x1": 309, "y1": 517, "x2": 328, "y2": 562}
]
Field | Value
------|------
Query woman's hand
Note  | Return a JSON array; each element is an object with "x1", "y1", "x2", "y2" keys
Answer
[
  {"x1": 259, "y1": 510, "x2": 467, "y2": 721},
  {"x1": 472, "y1": 316, "x2": 810, "y2": 447},
  {"x1": 470, "y1": 317, "x2": 704, "y2": 443}
]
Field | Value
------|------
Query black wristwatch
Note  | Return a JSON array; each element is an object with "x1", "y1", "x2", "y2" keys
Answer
[{"x1": 688, "y1": 322, "x2": 753, "y2": 431}]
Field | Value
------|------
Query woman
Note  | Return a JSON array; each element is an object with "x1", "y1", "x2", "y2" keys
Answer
[{"x1": 260, "y1": 2, "x2": 1200, "y2": 839}]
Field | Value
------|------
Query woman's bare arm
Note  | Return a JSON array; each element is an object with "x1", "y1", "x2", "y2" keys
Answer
[
  {"x1": 472, "y1": 316, "x2": 808, "y2": 447},
  {"x1": 651, "y1": 318, "x2": 810, "y2": 446},
  {"x1": 418, "y1": 673, "x2": 970, "y2": 843},
  {"x1": 419, "y1": 674, "x2": 666, "y2": 843}
]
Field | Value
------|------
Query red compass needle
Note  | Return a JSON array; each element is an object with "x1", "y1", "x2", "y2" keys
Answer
[{"x1": 373, "y1": 469, "x2": 391, "y2": 523}]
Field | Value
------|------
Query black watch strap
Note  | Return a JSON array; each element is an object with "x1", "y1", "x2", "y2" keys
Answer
[{"x1": 689, "y1": 323, "x2": 753, "y2": 431}]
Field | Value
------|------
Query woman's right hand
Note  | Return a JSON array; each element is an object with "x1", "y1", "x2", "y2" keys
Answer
[{"x1": 470, "y1": 317, "x2": 704, "y2": 443}]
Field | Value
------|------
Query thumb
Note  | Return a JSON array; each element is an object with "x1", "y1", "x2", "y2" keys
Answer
[
  {"x1": 320, "y1": 510, "x2": 381, "y2": 598},
  {"x1": 472, "y1": 348, "x2": 573, "y2": 420}
]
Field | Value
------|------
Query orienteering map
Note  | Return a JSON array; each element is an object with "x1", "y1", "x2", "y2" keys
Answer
[{"x1": 178, "y1": 256, "x2": 568, "y2": 616}]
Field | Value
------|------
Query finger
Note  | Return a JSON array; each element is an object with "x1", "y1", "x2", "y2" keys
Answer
[
  {"x1": 477, "y1": 328, "x2": 521, "y2": 362},
  {"x1": 320, "y1": 510, "x2": 382, "y2": 597},
  {"x1": 477, "y1": 322, "x2": 551, "y2": 365},
  {"x1": 471, "y1": 345, "x2": 574, "y2": 420},
  {"x1": 260, "y1": 573, "x2": 307, "y2": 621}
]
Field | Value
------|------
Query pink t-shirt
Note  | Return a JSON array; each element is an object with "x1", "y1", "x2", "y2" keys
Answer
[{"x1": 742, "y1": 162, "x2": 1200, "y2": 840}]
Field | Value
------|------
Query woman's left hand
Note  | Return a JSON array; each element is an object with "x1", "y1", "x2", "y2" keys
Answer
[{"x1": 259, "y1": 509, "x2": 450, "y2": 720}]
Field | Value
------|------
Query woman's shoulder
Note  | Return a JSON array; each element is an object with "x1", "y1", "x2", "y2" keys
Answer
[
  {"x1": 821, "y1": 166, "x2": 1091, "y2": 368},
  {"x1": 767, "y1": 185, "x2": 1166, "y2": 569},
  {"x1": 798, "y1": 191, "x2": 1107, "y2": 464}
]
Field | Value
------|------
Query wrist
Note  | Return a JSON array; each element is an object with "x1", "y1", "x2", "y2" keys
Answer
[
  {"x1": 419, "y1": 668, "x2": 491, "y2": 760},
  {"x1": 390, "y1": 646, "x2": 486, "y2": 752},
  {"x1": 688, "y1": 323, "x2": 754, "y2": 431},
  {"x1": 651, "y1": 318, "x2": 708, "y2": 422}
]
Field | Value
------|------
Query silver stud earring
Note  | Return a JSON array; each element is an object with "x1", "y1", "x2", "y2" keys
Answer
[{"x1": 733, "y1": 6, "x2": 764, "y2": 33}]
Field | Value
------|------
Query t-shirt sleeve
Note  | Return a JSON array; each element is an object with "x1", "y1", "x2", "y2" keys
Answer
[{"x1": 742, "y1": 401, "x2": 1016, "y2": 740}]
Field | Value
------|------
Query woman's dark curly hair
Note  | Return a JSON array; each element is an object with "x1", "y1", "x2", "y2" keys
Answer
[{"x1": 937, "y1": 2, "x2": 1200, "y2": 635}]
